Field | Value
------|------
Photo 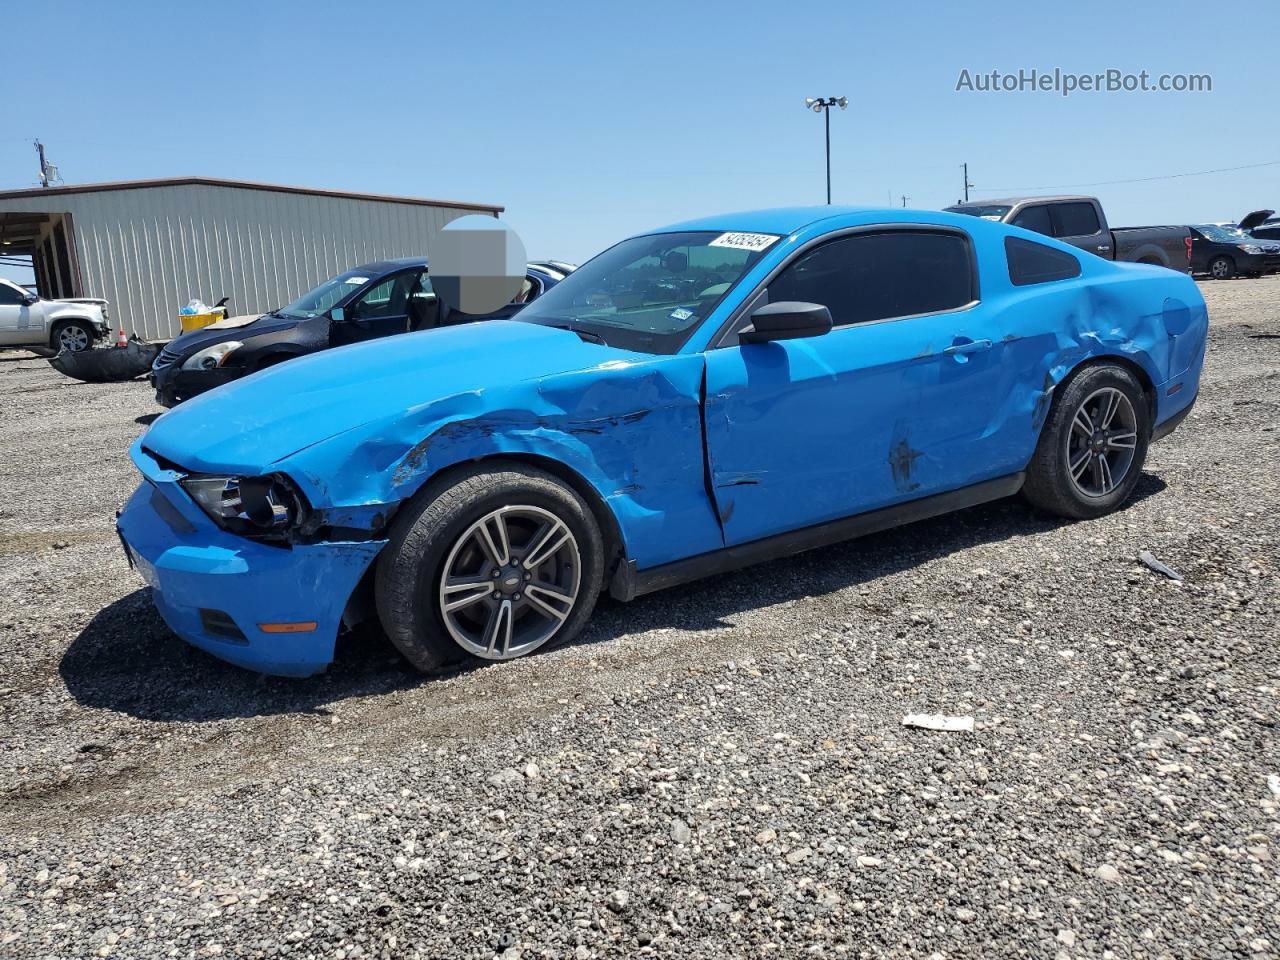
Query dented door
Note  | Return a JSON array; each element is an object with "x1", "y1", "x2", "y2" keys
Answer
[{"x1": 703, "y1": 311, "x2": 1009, "y2": 547}]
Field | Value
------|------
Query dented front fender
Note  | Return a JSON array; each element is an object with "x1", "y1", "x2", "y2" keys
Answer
[{"x1": 281, "y1": 353, "x2": 725, "y2": 569}]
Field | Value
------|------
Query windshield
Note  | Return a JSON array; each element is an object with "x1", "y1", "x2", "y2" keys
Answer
[
  {"x1": 945, "y1": 204, "x2": 1011, "y2": 221},
  {"x1": 1194, "y1": 224, "x2": 1252, "y2": 243},
  {"x1": 515, "y1": 231, "x2": 773, "y2": 353},
  {"x1": 278, "y1": 269, "x2": 376, "y2": 319}
]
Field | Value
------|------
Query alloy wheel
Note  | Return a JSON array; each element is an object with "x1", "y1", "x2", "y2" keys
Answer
[
  {"x1": 1211, "y1": 258, "x2": 1231, "y2": 279},
  {"x1": 59, "y1": 326, "x2": 90, "y2": 352},
  {"x1": 1065, "y1": 387, "x2": 1139, "y2": 498},
  {"x1": 437, "y1": 504, "x2": 581, "y2": 660}
]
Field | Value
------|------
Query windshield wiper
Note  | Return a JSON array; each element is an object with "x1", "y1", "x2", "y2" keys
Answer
[{"x1": 537, "y1": 322, "x2": 607, "y2": 345}]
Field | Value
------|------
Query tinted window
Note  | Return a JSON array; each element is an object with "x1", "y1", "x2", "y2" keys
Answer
[
  {"x1": 766, "y1": 231, "x2": 975, "y2": 327},
  {"x1": 1006, "y1": 237, "x2": 1082, "y2": 286},
  {"x1": 1253, "y1": 226, "x2": 1280, "y2": 241},
  {"x1": 517, "y1": 231, "x2": 768, "y2": 354},
  {"x1": 0, "y1": 283, "x2": 26, "y2": 306},
  {"x1": 1051, "y1": 202, "x2": 1101, "y2": 238},
  {"x1": 1011, "y1": 205, "x2": 1053, "y2": 236}
]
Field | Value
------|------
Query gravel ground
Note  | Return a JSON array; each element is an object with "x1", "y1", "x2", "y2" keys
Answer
[{"x1": 1, "y1": 277, "x2": 1277, "y2": 960}]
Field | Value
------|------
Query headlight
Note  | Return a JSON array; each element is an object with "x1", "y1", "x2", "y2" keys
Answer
[
  {"x1": 179, "y1": 473, "x2": 307, "y2": 541},
  {"x1": 1238, "y1": 244, "x2": 1263, "y2": 255},
  {"x1": 182, "y1": 340, "x2": 243, "y2": 371}
]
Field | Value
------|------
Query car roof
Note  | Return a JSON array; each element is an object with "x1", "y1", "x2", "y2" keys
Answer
[
  {"x1": 641, "y1": 205, "x2": 1000, "y2": 239},
  {"x1": 352, "y1": 257, "x2": 428, "y2": 275},
  {"x1": 351, "y1": 257, "x2": 569, "y2": 280}
]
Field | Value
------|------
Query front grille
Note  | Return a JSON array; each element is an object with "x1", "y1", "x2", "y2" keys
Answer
[{"x1": 154, "y1": 345, "x2": 181, "y2": 370}]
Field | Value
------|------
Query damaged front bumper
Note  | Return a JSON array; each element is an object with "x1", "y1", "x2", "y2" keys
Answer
[
  {"x1": 150, "y1": 364, "x2": 241, "y2": 408},
  {"x1": 115, "y1": 443, "x2": 385, "y2": 677}
]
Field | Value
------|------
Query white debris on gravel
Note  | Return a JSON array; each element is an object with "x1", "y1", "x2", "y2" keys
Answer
[
  {"x1": 1, "y1": 276, "x2": 1279, "y2": 958},
  {"x1": 902, "y1": 713, "x2": 975, "y2": 733},
  {"x1": 1139, "y1": 549, "x2": 1184, "y2": 581}
]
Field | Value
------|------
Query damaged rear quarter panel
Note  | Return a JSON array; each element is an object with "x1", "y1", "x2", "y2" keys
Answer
[{"x1": 281, "y1": 353, "x2": 725, "y2": 569}]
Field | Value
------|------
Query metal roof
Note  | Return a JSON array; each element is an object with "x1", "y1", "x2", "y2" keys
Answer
[{"x1": 0, "y1": 176, "x2": 503, "y2": 213}]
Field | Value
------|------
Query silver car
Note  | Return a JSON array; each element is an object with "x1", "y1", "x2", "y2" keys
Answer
[{"x1": 0, "y1": 277, "x2": 110, "y2": 353}]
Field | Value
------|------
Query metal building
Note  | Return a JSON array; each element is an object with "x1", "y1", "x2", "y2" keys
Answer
[{"x1": 0, "y1": 177, "x2": 503, "y2": 340}]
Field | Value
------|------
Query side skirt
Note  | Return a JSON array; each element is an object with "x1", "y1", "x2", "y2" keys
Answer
[{"x1": 609, "y1": 472, "x2": 1025, "y2": 601}]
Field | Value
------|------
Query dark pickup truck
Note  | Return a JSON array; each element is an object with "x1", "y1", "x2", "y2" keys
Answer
[{"x1": 946, "y1": 195, "x2": 1191, "y2": 271}]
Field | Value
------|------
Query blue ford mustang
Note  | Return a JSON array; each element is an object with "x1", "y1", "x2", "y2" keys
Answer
[{"x1": 117, "y1": 207, "x2": 1208, "y2": 676}]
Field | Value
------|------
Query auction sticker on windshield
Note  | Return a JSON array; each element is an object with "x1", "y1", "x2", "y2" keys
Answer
[{"x1": 709, "y1": 232, "x2": 780, "y2": 252}]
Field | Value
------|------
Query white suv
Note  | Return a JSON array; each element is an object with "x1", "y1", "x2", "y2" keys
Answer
[{"x1": 0, "y1": 277, "x2": 111, "y2": 353}]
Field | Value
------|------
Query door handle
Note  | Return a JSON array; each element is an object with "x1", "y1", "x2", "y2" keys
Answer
[
  {"x1": 943, "y1": 338, "x2": 992, "y2": 356},
  {"x1": 1097, "y1": 244, "x2": 1112, "y2": 251}
]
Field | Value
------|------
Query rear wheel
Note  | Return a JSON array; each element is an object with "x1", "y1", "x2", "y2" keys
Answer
[
  {"x1": 51, "y1": 321, "x2": 94, "y2": 353},
  {"x1": 375, "y1": 462, "x2": 604, "y2": 672},
  {"x1": 1209, "y1": 256, "x2": 1235, "y2": 280},
  {"x1": 1023, "y1": 364, "x2": 1150, "y2": 520}
]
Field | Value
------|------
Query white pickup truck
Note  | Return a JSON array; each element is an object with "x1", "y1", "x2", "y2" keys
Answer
[{"x1": 0, "y1": 277, "x2": 111, "y2": 353}]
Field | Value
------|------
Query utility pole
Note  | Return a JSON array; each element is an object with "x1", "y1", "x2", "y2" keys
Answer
[
  {"x1": 962, "y1": 162, "x2": 973, "y2": 203},
  {"x1": 900, "y1": 195, "x2": 909, "y2": 208},
  {"x1": 34, "y1": 140, "x2": 60, "y2": 188}
]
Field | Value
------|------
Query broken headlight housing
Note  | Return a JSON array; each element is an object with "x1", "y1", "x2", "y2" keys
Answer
[{"x1": 179, "y1": 473, "x2": 308, "y2": 542}]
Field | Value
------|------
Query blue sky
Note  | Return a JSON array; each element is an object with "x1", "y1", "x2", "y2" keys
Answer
[{"x1": 4, "y1": 0, "x2": 1277, "y2": 285}]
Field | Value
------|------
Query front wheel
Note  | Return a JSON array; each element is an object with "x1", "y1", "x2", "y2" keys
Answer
[
  {"x1": 1023, "y1": 364, "x2": 1150, "y2": 520},
  {"x1": 375, "y1": 462, "x2": 604, "y2": 672},
  {"x1": 52, "y1": 321, "x2": 94, "y2": 353},
  {"x1": 1209, "y1": 256, "x2": 1235, "y2": 280}
]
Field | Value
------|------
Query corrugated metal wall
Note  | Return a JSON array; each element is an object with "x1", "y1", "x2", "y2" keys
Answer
[{"x1": 0, "y1": 184, "x2": 483, "y2": 340}]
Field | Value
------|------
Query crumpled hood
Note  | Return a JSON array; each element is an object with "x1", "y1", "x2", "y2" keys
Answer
[
  {"x1": 44, "y1": 300, "x2": 107, "y2": 325},
  {"x1": 143, "y1": 321, "x2": 628, "y2": 473},
  {"x1": 165, "y1": 313, "x2": 297, "y2": 358}
]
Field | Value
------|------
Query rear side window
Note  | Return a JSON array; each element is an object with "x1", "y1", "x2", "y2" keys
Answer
[
  {"x1": 1051, "y1": 202, "x2": 1101, "y2": 238},
  {"x1": 1011, "y1": 205, "x2": 1053, "y2": 236},
  {"x1": 767, "y1": 231, "x2": 976, "y2": 326},
  {"x1": 1006, "y1": 237, "x2": 1081, "y2": 286}
]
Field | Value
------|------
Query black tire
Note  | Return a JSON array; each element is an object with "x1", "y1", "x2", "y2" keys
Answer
[
  {"x1": 50, "y1": 320, "x2": 95, "y2": 353},
  {"x1": 1023, "y1": 364, "x2": 1151, "y2": 520},
  {"x1": 1209, "y1": 256, "x2": 1235, "y2": 280},
  {"x1": 375, "y1": 461, "x2": 604, "y2": 673}
]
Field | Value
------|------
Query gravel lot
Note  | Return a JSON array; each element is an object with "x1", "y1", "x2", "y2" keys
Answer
[{"x1": 1, "y1": 277, "x2": 1277, "y2": 960}]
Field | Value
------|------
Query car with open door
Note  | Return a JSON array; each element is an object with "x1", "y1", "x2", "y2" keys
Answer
[
  {"x1": 117, "y1": 208, "x2": 1207, "y2": 677},
  {"x1": 1239, "y1": 208, "x2": 1280, "y2": 243},
  {"x1": 1187, "y1": 222, "x2": 1280, "y2": 279},
  {"x1": 149, "y1": 259, "x2": 572, "y2": 406}
]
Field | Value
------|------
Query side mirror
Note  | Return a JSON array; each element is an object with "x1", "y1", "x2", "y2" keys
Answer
[
  {"x1": 329, "y1": 307, "x2": 345, "y2": 324},
  {"x1": 739, "y1": 301, "x2": 833, "y2": 344},
  {"x1": 22, "y1": 294, "x2": 38, "y2": 306}
]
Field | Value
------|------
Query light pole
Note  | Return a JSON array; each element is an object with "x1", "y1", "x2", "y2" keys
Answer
[{"x1": 804, "y1": 97, "x2": 847, "y2": 204}]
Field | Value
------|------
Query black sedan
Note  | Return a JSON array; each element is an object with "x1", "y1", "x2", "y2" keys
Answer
[
  {"x1": 1187, "y1": 224, "x2": 1280, "y2": 280},
  {"x1": 150, "y1": 259, "x2": 571, "y2": 407}
]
